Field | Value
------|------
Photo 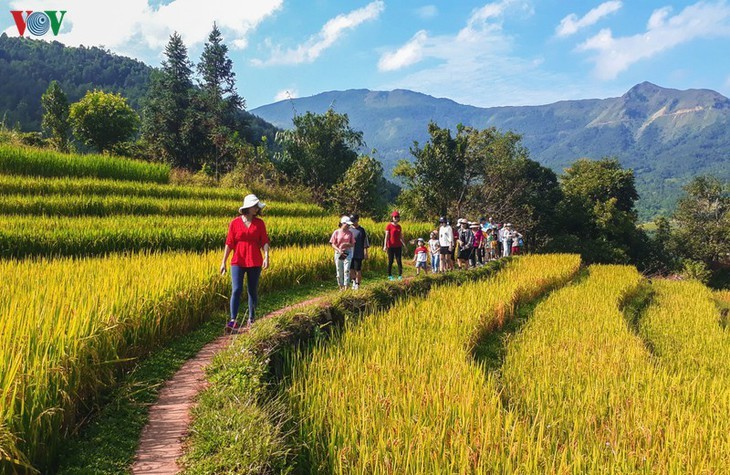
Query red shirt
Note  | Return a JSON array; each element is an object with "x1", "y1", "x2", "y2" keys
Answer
[
  {"x1": 225, "y1": 217, "x2": 270, "y2": 267},
  {"x1": 385, "y1": 222, "x2": 402, "y2": 248}
]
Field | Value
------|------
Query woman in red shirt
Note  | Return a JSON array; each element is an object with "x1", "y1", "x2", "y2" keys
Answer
[
  {"x1": 383, "y1": 210, "x2": 407, "y2": 280},
  {"x1": 220, "y1": 194, "x2": 270, "y2": 331}
]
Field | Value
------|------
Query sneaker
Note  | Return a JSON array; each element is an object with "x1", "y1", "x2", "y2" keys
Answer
[
  {"x1": 352, "y1": 282, "x2": 359, "y2": 290},
  {"x1": 226, "y1": 320, "x2": 240, "y2": 332},
  {"x1": 397, "y1": 275, "x2": 403, "y2": 281},
  {"x1": 247, "y1": 318, "x2": 253, "y2": 327},
  {"x1": 388, "y1": 275, "x2": 394, "y2": 281}
]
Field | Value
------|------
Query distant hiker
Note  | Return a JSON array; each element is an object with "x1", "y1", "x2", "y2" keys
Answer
[
  {"x1": 503, "y1": 223, "x2": 514, "y2": 257},
  {"x1": 330, "y1": 215, "x2": 355, "y2": 290},
  {"x1": 457, "y1": 218, "x2": 474, "y2": 269},
  {"x1": 413, "y1": 238, "x2": 428, "y2": 275},
  {"x1": 438, "y1": 217, "x2": 453, "y2": 272},
  {"x1": 348, "y1": 214, "x2": 369, "y2": 290},
  {"x1": 428, "y1": 230, "x2": 440, "y2": 273},
  {"x1": 471, "y1": 222, "x2": 484, "y2": 266},
  {"x1": 383, "y1": 210, "x2": 406, "y2": 280},
  {"x1": 512, "y1": 230, "x2": 524, "y2": 255},
  {"x1": 220, "y1": 194, "x2": 269, "y2": 332},
  {"x1": 487, "y1": 229, "x2": 498, "y2": 260}
]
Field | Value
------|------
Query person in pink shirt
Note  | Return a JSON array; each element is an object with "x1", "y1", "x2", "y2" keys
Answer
[{"x1": 330, "y1": 215, "x2": 355, "y2": 290}]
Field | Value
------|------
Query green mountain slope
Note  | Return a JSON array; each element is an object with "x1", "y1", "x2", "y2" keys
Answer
[
  {"x1": 251, "y1": 83, "x2": 730, "y2": 219},
  {"x1": 0, "y1": 35, "x2": 278, "y2": 144}
]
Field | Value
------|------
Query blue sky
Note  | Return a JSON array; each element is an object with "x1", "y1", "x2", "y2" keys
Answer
[{"x1": 4, "y1": 0, "x2": 730, "y2": 108}]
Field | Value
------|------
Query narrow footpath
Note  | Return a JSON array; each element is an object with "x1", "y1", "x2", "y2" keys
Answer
[{"x1": 130, "y1": 296, "x2": 327, "y2": 475}]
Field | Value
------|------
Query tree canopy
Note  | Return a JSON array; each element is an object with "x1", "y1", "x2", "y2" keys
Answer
[
  {"x1": 275, "y1": 108, "x2": 364, "y2": 200},
  {"x1": 69, "y1": 90, "x2": 139, "y2": 153}
]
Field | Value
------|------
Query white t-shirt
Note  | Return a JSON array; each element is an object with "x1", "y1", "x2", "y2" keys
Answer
[
  {"x1": 438, "y1": 225, "x2": 453, "y2": 247},
  {"x1": 428, "y1": 238, "x2": 440, "y2": 254}
]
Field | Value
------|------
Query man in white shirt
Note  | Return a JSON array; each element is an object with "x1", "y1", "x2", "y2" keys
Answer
[{"x1": 438, "y1": 217, "x2": 453, "y2": 272}]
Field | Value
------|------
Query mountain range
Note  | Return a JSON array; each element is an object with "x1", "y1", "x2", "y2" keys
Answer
[
  {"x1": 252, "y1": 83, "x2": 730, "y2": 219},
  {"x1": 1, "y1": 35, "x2": 728, "y2": 219}
]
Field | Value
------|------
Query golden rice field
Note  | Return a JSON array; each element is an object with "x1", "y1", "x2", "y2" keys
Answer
[
  {"x1": 286, "y1": 262, "x2": 730, "y2": 473},
  {"x1": 0, "y1": 214, "x2": 435, "y2": 259},
  {"x1": 290, "y1": 255, "x2": 581, "y2": 473},
  {"x1": 0, "y1": 245, "x2": 388, "y2": 470}
]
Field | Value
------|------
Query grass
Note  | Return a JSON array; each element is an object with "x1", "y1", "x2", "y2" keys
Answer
[
  {"x1": 55, "y1": 275, "x2": 372, "y2": 475},
  {"x1": 0, "y1": 245, "x2": 387, "y2": 473},
  {"x1": 180, "y1": 260, "x2": 519, "y2": 474},
  {"x1": 0, "y1": 143, "x2": 170, "y2": 183},
  {"x1": 0, "y1": 193, "x2": 328, "y2": 218},
  {"x1": 0, "y1": 215, "x2": 435, "y2": 259},
  {"x1": 502, "y1": 267, "x2": 730, "y2": 472},
  {"x1": 287, "y1": 255, "x2": 580, "y2": 474}
]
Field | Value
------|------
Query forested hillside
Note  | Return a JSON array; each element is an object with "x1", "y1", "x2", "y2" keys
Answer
[{"x1": 0, "y1": 34, "x2": 277, "y2": 144}]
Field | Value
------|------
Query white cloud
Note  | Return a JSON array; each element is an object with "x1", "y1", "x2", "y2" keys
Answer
[
  {"x1": 378, "y1": 0, "x2": 518, "y2": 73},
  {"x1": 556, "y1": 1, "x2": 622, "y2": 37},
  {"x1": 578, "y1": 1, "x2": 730, "y2": 80},
  {"x1": 253, "y1": 0, "x2": 384, "y2": 66},
  {"x1": 4, "y1": 0, "x2": 282, "y2": 59},
  {"x1": 274, "y1": 88, "x2": 298, "y2": 101},
  {"x1": 378, "y1": 30, "x2": 428, "y2": 71},
  {"x1": 376, "y1": 0, "x2": 580, "y2": 107},
  {"x1": 416, "y1": 5, "x2": 438, "y2": 19}
]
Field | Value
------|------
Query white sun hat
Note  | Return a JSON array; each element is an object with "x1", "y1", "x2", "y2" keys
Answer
[
  {"x1": 239, "y1": 194, "x2": 266, "y2": 212},
  {"x1": 340, "y1": 215, "x2": 350, "y2": 224}
]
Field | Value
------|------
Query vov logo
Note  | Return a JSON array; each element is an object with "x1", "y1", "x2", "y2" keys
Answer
[{"x1": 10, "y1": 10, "x2": 67, "y2": 37}]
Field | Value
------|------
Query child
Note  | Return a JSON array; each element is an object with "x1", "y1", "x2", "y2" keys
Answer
[
  {"x1": 413, "y1": 238, "x2": 428, "y2": 275},
  {"x1": 512, "y1": 231, "x2": 523, "y2": 255},
  {"x1": 428, "y1": 230, "x2": 440, "y2": 273}
]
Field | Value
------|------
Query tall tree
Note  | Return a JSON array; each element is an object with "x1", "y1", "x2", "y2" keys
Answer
[
  {"x1": 328, "y1": 155, "x2": 388, "y2": 218},
  {"x1": 195, "y1": 24, "x2": 245, "y2": 177},
  {"x1": 394, "y1": 122, "x2": 464, "y2": 218},
  {"x1": 141, "y1": 32, "x2": 196, "y2": 168},
  {"x1": 554, "y1": 157, "x2": 641, "y2": 263},
  {"x1": 671, "y1": 176, "x2": 729, "y2": 265},
  {"x1": 69, "y1": 90, "x2": 139, "y2": 153},
  {"x1": 41, "y1": 80, "x2": 70, "y2": 152},
  {"x1": 275, "y1": 108, "x2": 364, "y2": 201}
]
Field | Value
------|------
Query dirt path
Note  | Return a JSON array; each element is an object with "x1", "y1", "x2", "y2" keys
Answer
[{"x1": 131, "y1": 296, "x2": 327, "y2": 475}]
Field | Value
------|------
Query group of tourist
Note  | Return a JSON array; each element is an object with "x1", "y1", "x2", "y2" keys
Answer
[
  {"x1": 219, "y1": 194, "x2": 524, "y2": 332},
  {"x1": 328, "y1": 211, "x2": 525, "y2": 289},
  {"x1": 431, "y1": 216, "x2": 524, "y2": 273}
]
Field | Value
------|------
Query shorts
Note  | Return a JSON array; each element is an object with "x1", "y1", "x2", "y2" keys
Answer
[
  {"x1": 416, "y1": 261, "x2": 427, "y2": 269},
  {"x1": 458, "y1": 248, "x2": 472, "y2": 260},
  {"x1": 439, "y1": 246, "x2": 451, "y2": 255},
  {"x1": 351, "y1": 258, "x2": 363, "y2": 271}
]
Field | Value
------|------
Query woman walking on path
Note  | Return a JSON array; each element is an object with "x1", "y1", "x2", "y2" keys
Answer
[
  {"x1": 383, "y1": 210, "x2": 407, "y2": 280},
  {"x1": 331, "y1": 216, "x2": 355, "y2": 290},
  {"x1": 348, "y1": 214, "x2": 369, "y2": 290},
  {"x1": 220, "y1": 194, "x2": 269, "y2": 331},
  {"x1": 470, "y1": 222, "x2": 484, "y2": 266}
]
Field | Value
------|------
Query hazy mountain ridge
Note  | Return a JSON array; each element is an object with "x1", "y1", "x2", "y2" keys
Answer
[{"x1": 252, "y1": 82, "x2": 730, "y2": 218}]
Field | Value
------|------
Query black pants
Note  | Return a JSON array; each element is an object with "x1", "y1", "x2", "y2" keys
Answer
[{"x1": 387, "y1": 247, "x2": 403, "y2": 276}]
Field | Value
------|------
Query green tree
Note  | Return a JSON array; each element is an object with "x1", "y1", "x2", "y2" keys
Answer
[
  {"x1": 475, "y1": 135, "x2": 562, "y2": 248},
  {"x1": 195, "y1": 24, "x2": 245, "y2": 177},
  {"x1": 41, "y1": 80, "x2": 70, "y2": 152},
  {"x1": 275, "y1": 108, "x2": 364, "y2": 200},
  {"x1": 395, "y1": 122, "x2": 561, "y2": 248},
  {"x1": 328, "y1": 155, "x2": 388, "y2": 218},
  {"x1": 671, "y1": 176, "x2": 729, "y2": 265},
  {"x1": 141, "y1": 32, "x2": 196, "y2": 168},
  {"x1": 394, "y1": 122, "x2": 465, "y2": 218},
  {"x1": 69, "y1": 90, "x2": 139, "y2": 153},
  {"x1": 554, "y1": 157, "x2": 641, "y2": 263}
]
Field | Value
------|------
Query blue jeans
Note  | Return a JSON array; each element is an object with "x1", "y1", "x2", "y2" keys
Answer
[
  {"x1": 230, "y1": 266, "x2": 261, "y2": 323},
  {"x1": 431, "y1": 253, "x2": 439, "y2": 272}
]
